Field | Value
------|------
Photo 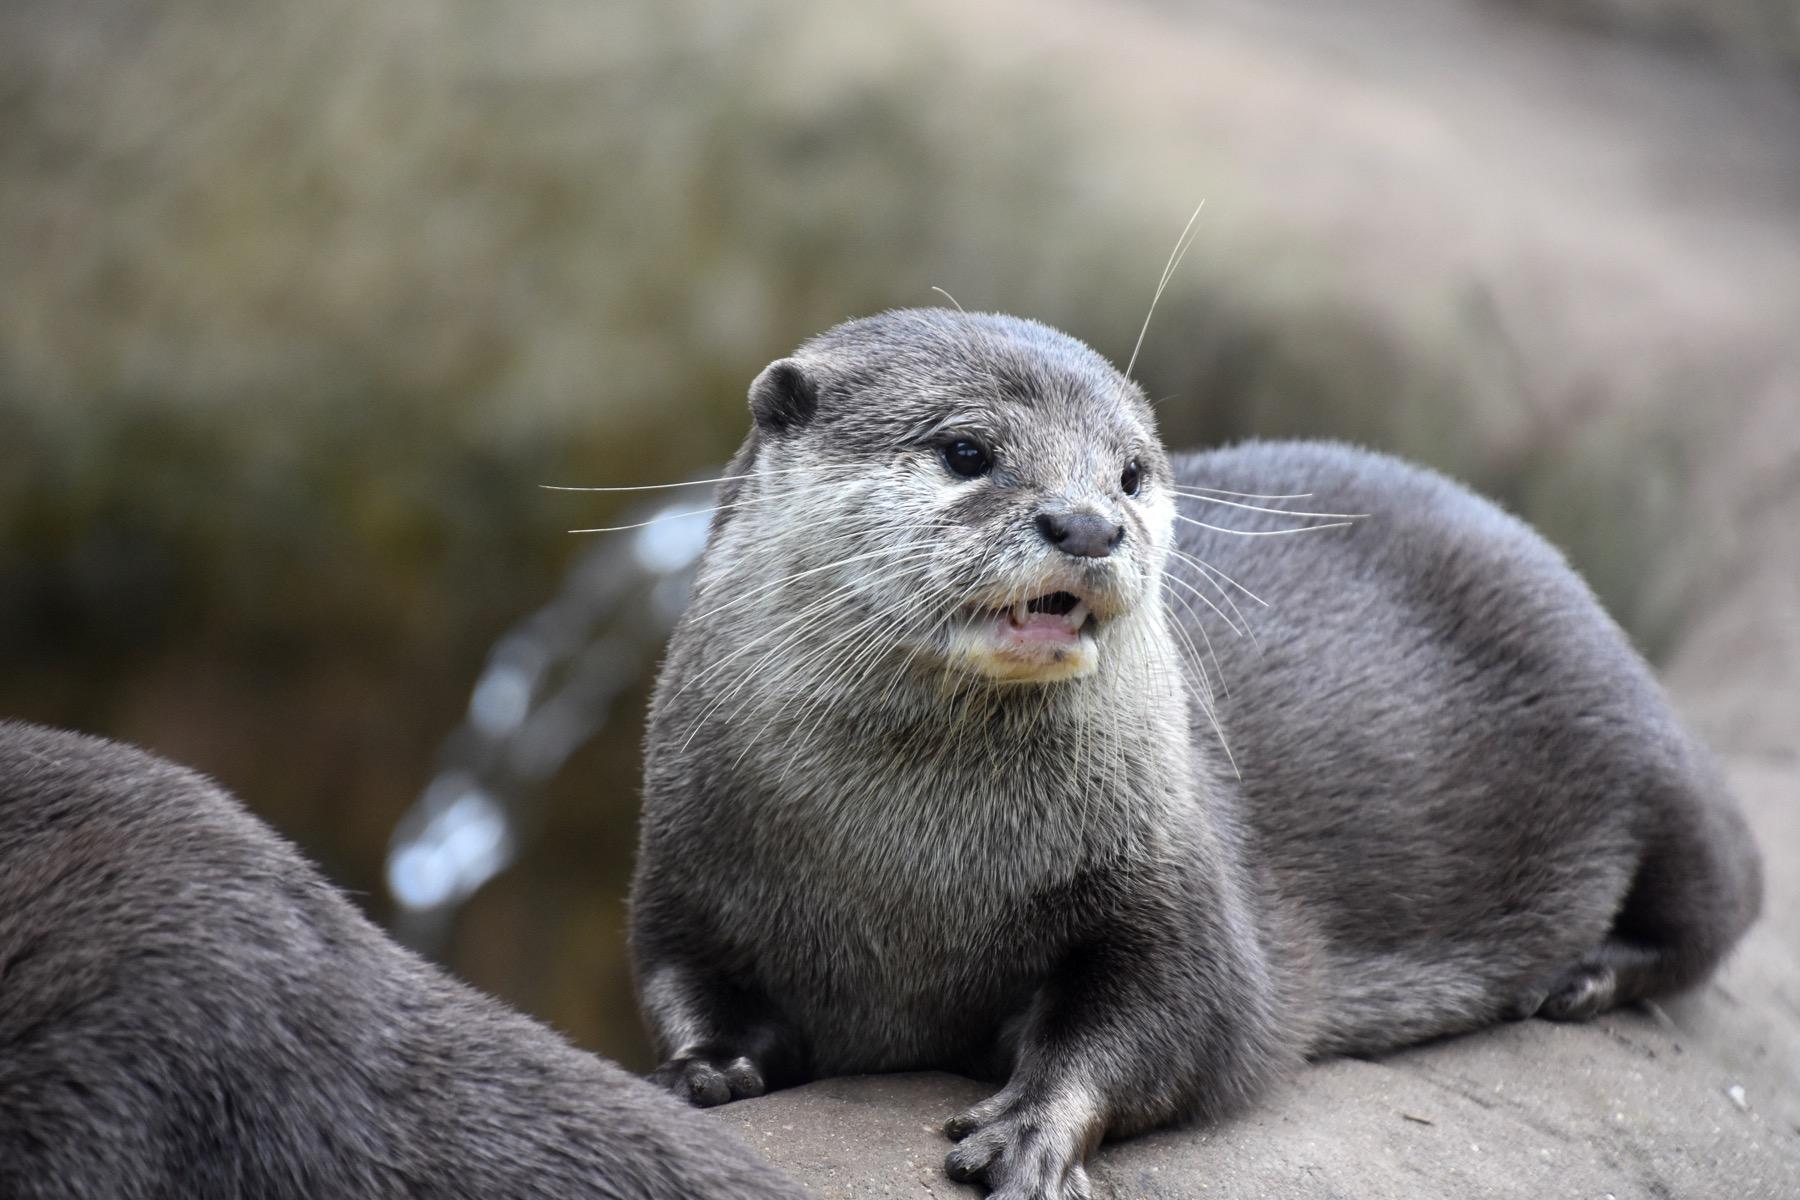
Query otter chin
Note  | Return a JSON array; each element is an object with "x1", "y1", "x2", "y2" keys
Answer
[
  {"x1": 631, "y1": 308, "x2": 1761, "y2": 1200},
  {"x1": 944, "y1": 589, "x2": 1104, "y2": 682}
]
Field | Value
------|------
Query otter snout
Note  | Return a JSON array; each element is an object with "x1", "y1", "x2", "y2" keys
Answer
[{"x1": 1035, "y1": 509, "x2": 1124, "y2": 558}]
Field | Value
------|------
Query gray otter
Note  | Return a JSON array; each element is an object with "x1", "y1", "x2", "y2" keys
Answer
[
  {"x1": 0, "y1": 721, "x2": 805, "y2": 1200},
  {"x1": 630, "y1": 309, "x2": 1762, "y2": 1200}
]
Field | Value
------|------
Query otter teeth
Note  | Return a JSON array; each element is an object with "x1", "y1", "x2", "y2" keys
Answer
[{"x1": 1003, "y1": 595, "x2": 1091, "y2": 632}]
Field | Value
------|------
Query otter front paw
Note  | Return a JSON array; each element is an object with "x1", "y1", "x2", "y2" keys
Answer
[
  {"x1": 650, "y1": 1052, "x2": 766, "y2": 1107},
  {"x1": 943, "y1": 1091, "x2": 1097, "y2": 1200}
]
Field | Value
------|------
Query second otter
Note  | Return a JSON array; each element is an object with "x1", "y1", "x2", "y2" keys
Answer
[
  {"x1": 630, "y1": 309, "x2": 1761, "y2": 1200},
  {"x1": 0, "y1": 721, "x2": 804, "y2": 1200}
]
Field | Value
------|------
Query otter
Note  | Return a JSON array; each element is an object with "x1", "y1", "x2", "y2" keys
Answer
[
  {"x1": 0, "y1": 721, "x2": 804, "y2": 1200},
  {"x1": 629, "y1": 309, "x2": 1762, "y2": 1200}
]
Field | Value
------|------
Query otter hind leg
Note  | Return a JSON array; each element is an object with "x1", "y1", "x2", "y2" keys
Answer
[
  {"x1": 1530, "y1": 785, "x2": 1763, "y2": 1024},
  {"x1": 1529, "y1": 939, "x2": 1659, "y2": 1022}
]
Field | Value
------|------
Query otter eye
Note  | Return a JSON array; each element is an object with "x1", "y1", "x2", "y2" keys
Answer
[
  {"x1": 1121, "y1": 459, "x2": 1142, "y2": 496},
  {"x1": 941, "y1": 439, "x2": 992, "y2": 479}
]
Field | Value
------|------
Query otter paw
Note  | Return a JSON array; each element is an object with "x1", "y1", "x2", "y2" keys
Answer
[
  {"x1": 1535, "y1": 962, "x2": 1618, "y2": 1022},
  {"x1": 1505, "y1": 987, "x2": 1549, "y2": 1022},
  {"x1": 650, "y1": 1052, "x2": 766, "y2": 1107},
  {"x1": 943, "y1": 1094, "x2": 1095, "y2": 1200}
]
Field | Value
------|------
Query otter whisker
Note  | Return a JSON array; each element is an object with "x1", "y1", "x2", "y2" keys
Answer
[
  {"x1": 1163, "y1": 569, "x2": 1248, "y2": 640},
  {"x1": 762, "y1": 573, "x2": 972, "y2": 782},
  {"x1": 783, "y1": 574, "x2": 943, "y2": 710},
  {"x1": 1166, "y1": 552, "x2": 1262, "y2": 654},
  {"x1": 1149, "y1": 613, "x2": 1213, "y2": 736},
  {"x1": 680, "y1": 529, "x2": 958, "y2": 636},
  {"x1": 539, "y1": 464, "x2": 817, "y2": 493},
  {"x1": 1124, "y1": 199, "x2": 1206, "y2": 383},
  {"x1": 569, "y1": 511, "x2": 709, "y2": 535},
  {"x1": 568, "y1": 478, "x2": 849, "y2": 536},
  {"x1": 1171, "y1": 493, "x2": 1368, "y2": 521},
  {"x1": 683, "y1": 594, "x2": 874, "y2": 731},
  {"x1": 1158, "y1": 584, "x2": 1224, "y2": 706},
  {"x1": 1071, "y1": 665, "x2": 1094, "y2": 851},
  {"x1": 725, "y1": 544, "x2": 953, "y2": 701},
  {"x1": 1174, "y1": 514, "x2": 1356, "y2": 537},
  {"x1": 566, "y1": 478, "x2": 858, "y2": 535},
  {"x1": 682, "y1": 551, "x2": 896, "y2": 659},
  {"x1": 877, "y1": 545, "x2": 1005, "y2": 717},
  {"x1": 1173, "y1": 485, "x2": 1316, "y2": 501},
  {"x1": 1140, "y1": 614, "x2": 1239, "y2": 779},
  {"x1": 674, "y1": 573, "x2": 877, "y2": 705},
  {"x1": 900, "y1": 548, "x2": 1010, "y2": 786},
  {"x1": 675, "y1": 546, "x2": 947, "y2": 728},
  {"x1": 689, "y1": 592, "x2": 931, "y2": 756},
  {"x1": 1164, "y1": 584, "x2": 1236, "y2": 716},
  {"x1": 770, "y1": 593, "x2": 959, "y2": 781},
  {"x1": 1158, "y1": 623, "x2": 1216, "y2": 727},
  {"x1": 1166, "y1": 548, "x2": 1270, "y2": 609},
  {"x1": 754, "y1": 612, "x2": 912, "y2": 776},
  {"x1": 933, "y1": 287, "x2": 1018, "y2": 435},
  {"x1": 685, "y1": 544, "x2": 946, "y2": 706}
]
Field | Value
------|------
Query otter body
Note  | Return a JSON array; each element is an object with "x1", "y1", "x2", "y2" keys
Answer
[
  {"x1": 0, "y1": 721, "x2": 804, "y2": 1200},
  {"x1": 630, "y1": 310, "x2": 1761, "y2": 1200}
]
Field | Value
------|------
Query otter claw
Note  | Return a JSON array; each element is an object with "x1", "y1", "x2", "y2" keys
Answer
[
  {"x1": 942, "y1": 1095, "x2": 1095, "y2": 1200},
  {"x1": 945, "y1": 1094, "x2": 1007, "y2": 1142}
]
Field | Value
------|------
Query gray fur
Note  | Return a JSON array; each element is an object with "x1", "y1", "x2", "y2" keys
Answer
[
  {"x1": 0, "y1": 720, "x2": 805, "y2": 1200},
  {"x1": 630, "y1": 309, "x2": 1762, "y2": 1200}
]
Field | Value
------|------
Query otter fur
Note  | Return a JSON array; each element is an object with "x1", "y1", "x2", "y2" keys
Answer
[
  {"x1": 629, "y1": 309, "x2": 1762, "y2": 1200},
  {"x1": 0, "y1": 720, "x2": 805, "y2": 1200}
]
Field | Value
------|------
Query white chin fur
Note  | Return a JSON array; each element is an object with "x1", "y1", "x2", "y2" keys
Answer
[{"x1": 942, "y1": 624, "x2": 1100, "y2": 683}]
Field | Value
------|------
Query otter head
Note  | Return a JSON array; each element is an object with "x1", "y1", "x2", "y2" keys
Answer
[{"x1": 712, "y1": 309, "x2": 1174, "y2": 689}]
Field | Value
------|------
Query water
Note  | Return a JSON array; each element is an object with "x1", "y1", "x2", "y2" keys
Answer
[{"x1": 384, "y1": 491, "x2": 714, "y2": 953}]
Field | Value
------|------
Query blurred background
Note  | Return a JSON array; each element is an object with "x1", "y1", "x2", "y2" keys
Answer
[{"x1": 3, "y1": 0, "x2": 1797, "y2": 1070}]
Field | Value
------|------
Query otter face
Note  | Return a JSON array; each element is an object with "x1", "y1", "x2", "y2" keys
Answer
[
  {"x1": 928, "y1": 420, "x2": 1163, "y2": 684},
  {"x1": 729, "y1": 309, "x2": 1174, "y2": 688}
]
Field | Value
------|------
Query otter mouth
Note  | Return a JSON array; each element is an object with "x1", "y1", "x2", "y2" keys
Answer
[
  {"x1": 992, "y1": 591, "x2": 1094, "y2": 644},
  {"x1": 946, "y1": 589, "x2": 1102, "y2": 682}
]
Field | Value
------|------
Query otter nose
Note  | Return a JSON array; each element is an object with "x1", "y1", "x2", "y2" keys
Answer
[{"x1": 1035, "y1": 510, "x2": 1124, "y2": 558}]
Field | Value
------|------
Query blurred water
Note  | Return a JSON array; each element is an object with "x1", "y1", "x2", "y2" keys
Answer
[{"x1": 385, "y1": 492, "x2": 713, "y2": 953}]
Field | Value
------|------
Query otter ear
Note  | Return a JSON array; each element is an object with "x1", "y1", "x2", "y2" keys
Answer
[{"x1": 748, "y1": 358, "x2": 818, "y2": 435}]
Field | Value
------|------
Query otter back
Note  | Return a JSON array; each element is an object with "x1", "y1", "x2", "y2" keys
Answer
[{"x1": 0, "y1": 720, "x2": 804, "y2": 1200}]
